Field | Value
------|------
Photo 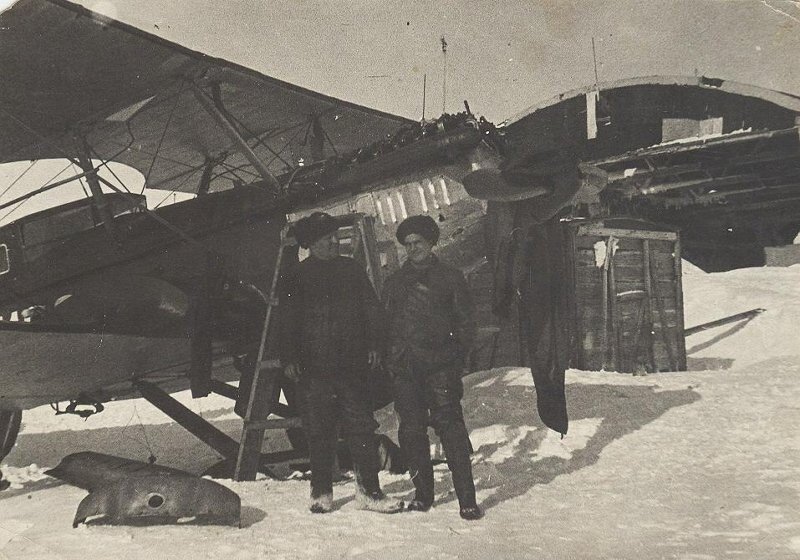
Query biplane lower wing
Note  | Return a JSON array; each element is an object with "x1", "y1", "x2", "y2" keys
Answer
[{"x1": 0, "y1": 321, "x2": 235, "y2": 411}]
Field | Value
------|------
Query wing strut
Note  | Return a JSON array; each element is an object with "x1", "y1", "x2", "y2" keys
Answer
[
  {"x1": 76, "y1": 138, "x2": 119, "y2": 243},
  {"x1": 189, "y1": 82, "x2": 281, "y2": 193}
]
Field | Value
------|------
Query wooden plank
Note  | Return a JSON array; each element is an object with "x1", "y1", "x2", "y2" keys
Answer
[
  {"x1": 684, "y1": 308, "x2": 764, "y2": 336},
  {"x1": 673, "y1": 236, "x2": 687, "y2": 371},
  {"x1": 244, "y1": 417, "x2": 303, "y2": 430},
  {"x1": 649, "y1": 248, "x2": 678, "y2": 371},
  {"x1": 612, "y1": 260, "x2": 646, "y2": 273},
  {"x1": 608, "y1": 238, "x2": 619, "y2": 371},
  {"x1": 648, "y1": 239, "x2": 675, "y2": 252},
  {"x1": 608, "y1": 252, "x2": 647, "y2": 267},
  {"x1": 601, "y1": 238, "x2": 610, "y2": 370},
  {"x1": 615, "y1": 238, "x2": 649, "y2": 251},
  {"x1": 577, "y1": 225, "x2": 677, "y2": 241},
  {"x1": 615, "y1": 280, "x2": 674, "y2": 294},
  {"x1": 640, "y1": 239, "x2": 657, "y2": 371},
  {"x1": 574, "y1": 236, "x2": 607, "y2": 250},
  {"x1": 575, "y1": 248, "x2": 672, "y2": 270},
  {"x1": 613, "y1": 269, "x2": 646, "y2": 284}
]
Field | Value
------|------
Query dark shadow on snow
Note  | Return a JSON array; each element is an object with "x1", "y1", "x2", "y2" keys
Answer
[
  {"x1": 239, "y1": 506, "x2": 267, "y2": 527},
  {"x1": 683, "y1": 318, "x2": 760, "y2": 371},
  {"x1": 685, "y1": 319, "x2": 753, "y2": 357},
  {"x1": 380, "y1": 373, "x2": 700, "y2": 513}
]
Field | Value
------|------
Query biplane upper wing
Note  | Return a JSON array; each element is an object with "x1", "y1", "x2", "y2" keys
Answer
[{"x1": 0, "y1": 0, "x2": 412, "y2": 194}]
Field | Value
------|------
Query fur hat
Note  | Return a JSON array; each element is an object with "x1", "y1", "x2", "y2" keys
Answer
[
  {"x1": 292, "y1": 212, "x2": 340, "y2": 248},
  {"x1": 396, "y1": 215, "x2": 440, "y2": 245}
]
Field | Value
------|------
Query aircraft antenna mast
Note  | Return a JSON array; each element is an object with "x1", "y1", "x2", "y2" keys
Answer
[
  {"x1": 591, "y1": 36, "x2": 600, "y2": 86},
  {"x1": 440, "y1": 36, "x2": 448, "y2": 114},
  {"x1": 422, "y1": 73, "x2": 427, "y2": 121}
]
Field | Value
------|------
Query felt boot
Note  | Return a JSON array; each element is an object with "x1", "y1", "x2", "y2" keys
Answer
[
  {"x1": 406, "y1": 498, "x2": 433, "y2": 512},
  {"x1": 309, "y1": 492, "x2": 333, "y2": 514},
  {"x1": 307, "y1": 435, "x2": 335, "y2": 510},
  {"x1": 355, "y1": 490, "x2": 404, "y2": 513},
  {"x1": 349, "y1": 434, "x2": 403, "y2": 514}
]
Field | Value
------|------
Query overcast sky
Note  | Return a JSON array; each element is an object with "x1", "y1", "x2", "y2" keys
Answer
[{"x1": 75, "y1": 0, "x2": 800, "y2": 123}]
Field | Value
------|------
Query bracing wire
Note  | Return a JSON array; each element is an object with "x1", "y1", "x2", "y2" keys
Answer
[
  {"x1": 142, "y1": 80, "x2": 186, "y2": 194},
  {"x1": 265, "y1": 123, "x2": 308, "y2": 170},
  {"x1": 218, "y1": 102, "x2": 298, "y2": 170},
  {"x1": 88, "y1": 146, "x2": 133, "y2": 194},
  {"x1": 0, "y1": 160, "x2": 37, "y2": 201},
  {"x1": 0, "y1": 105, "x2": 206, "y2": 248},
  {"x1": 0, "y1": 161, "x2": 73, "y2": 223}
]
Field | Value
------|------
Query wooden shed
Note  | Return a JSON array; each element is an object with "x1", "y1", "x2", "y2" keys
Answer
[{"x1": 564, "y1": 218, "x2": 687, "y2": 373}]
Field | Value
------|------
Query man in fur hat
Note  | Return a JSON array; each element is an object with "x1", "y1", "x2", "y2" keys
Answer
[
  {"x1": 278, "y1": 212, "x2": 402, "y2": 514},
  {"x1": 382, "y1": 215, "x2": 483, "y2": 520}
]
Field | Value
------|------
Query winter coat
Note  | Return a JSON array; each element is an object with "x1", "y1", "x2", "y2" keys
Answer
[
  {"x1": 382, "y1": 256, "x2": 476, "y2": 370},
  {"x1": 278, "y1": 255, "x2": 382, "y2": 377}
]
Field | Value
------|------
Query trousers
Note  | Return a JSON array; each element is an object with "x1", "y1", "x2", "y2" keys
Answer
[
  {"x1": 297, "y1": 375, "x2": 380, "y2": 498},
  {"x1": 390, "y1": 356, "x2": 477, "y2": 508}
]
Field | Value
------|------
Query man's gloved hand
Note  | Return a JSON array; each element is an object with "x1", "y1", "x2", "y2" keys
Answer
[{"x1": 284, "y1": 363, "x2": 302, "y2": 382}]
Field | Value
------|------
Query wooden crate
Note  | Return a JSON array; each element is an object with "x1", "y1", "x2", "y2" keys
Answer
[{"x1": 564, "y1": 218, "x2": 686, "y2": 373}]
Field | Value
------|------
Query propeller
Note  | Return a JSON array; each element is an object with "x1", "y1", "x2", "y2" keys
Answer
[{"x1": 461, "y1": 168, "x2": 549, "y2": 202}]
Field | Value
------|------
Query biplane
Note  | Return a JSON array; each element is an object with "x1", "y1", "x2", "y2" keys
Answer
[
  {"x1": 7, "y1": 0, "x2": 796, "y2": 491},
  {"x1": 0, "y1": 0, "x2": 518, "y2": 484}
]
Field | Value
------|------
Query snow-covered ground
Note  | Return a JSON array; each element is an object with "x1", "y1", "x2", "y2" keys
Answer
[{"x1": 2, "y1": 263, "x2": 800, "y2": 560}]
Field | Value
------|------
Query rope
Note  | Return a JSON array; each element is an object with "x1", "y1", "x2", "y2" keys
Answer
[{"x1": 121, "y1": 405, "x2": 157, "y2": 464}]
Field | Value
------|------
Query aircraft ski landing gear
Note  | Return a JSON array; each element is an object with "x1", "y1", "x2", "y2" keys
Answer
[{"x1": 0, "y1": 410, "x2": 22, "y2": 491}]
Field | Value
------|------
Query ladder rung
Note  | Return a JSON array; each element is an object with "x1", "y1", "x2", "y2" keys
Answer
[{"x1": 244, "y1": 417, "x2": 302, "y2": 430}]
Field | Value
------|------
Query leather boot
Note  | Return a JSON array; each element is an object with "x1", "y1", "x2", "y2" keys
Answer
[
  {"x1": 398, "y1": 427, "x2": 434, "y2": 510},
  {"x1": 437, "y1": 419, "x2": 479, "y2": 513}
]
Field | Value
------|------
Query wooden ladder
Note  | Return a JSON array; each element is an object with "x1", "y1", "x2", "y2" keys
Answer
[{"x1": 233, "y1": 229, "x2": 301, "y2": 481}]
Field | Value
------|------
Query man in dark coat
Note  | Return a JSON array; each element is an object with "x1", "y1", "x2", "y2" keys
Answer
[
  {"x1": 279, "y1": 212, "x2": 402, "y2": 514},
  {"x1": 382, "y1": 215, "x2": 483, "y2": 520}
]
